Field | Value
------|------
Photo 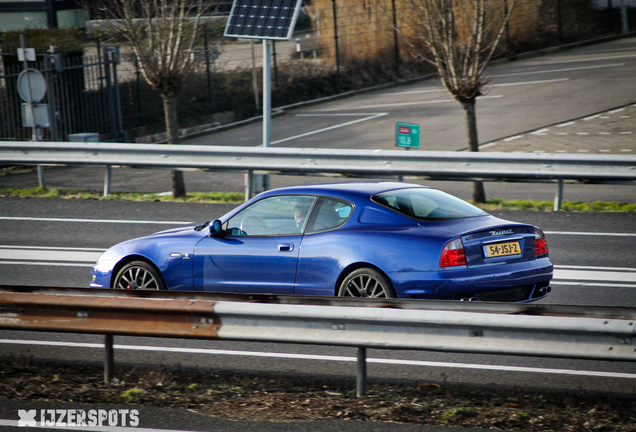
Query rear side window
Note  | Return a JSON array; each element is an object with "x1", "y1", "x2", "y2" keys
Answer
[
  {"x1": 305, "y1": 197, "x2": 353, "y2": 234},
  {"x1": 373, "y1": 188, "x2": 486, "y2": 220}
]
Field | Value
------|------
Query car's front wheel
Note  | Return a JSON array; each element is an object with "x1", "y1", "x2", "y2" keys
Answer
[
  {"x1": 114, "y1": 261, "x2": 166, "y2": 290},
  {"x1": 338, "y1": 268, "x2": 396, "y2": 298}
]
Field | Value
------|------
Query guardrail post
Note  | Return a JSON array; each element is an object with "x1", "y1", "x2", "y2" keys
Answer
[
  {"x1": 37, "y1": 166, "x2": 45, "y2": 189},
  {"x1": 245, "y1": 170, "x2": 254, "y2": 201},
  {"x1": 554, "y1": 179, "x2": 564, "y2": 211},
  {"x1": 356, "y1": 347, "x2": 367, "y2": 397},
  {"x1": 104, "y1": 334, "x2": 114, "y2": 384},
  {"x1": 104, "y1": 165, "x2": 112, "y2": 197}
]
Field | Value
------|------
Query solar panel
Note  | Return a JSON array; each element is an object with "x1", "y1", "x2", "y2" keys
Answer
[{"x1": 224, "y1": 0, "x2": 304, "y2": 40}]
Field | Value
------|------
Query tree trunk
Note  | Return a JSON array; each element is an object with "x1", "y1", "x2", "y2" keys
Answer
[
  {"x1": 462, "y1": 98, "x2": 486, "y2": 204},
  {"x1": 161, "y1": 92, "x2": 186, "y2": 198}
]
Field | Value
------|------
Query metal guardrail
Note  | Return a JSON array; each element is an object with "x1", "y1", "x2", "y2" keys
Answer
[
  {"x1": 1, "y1": 286, "x2": 635, "y2": 397},
  {"x1": 1, "y1": 141, "x2": 636, "y2": 208}
]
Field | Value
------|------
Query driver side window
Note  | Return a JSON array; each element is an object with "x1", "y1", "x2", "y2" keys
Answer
[{"x1": 227, "y1": 195, "x2": 317, "y2": 236}]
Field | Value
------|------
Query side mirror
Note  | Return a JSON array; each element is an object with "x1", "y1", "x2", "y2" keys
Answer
[{"x1": 209, "y1": 219, "x2": 224, "y2": 236}]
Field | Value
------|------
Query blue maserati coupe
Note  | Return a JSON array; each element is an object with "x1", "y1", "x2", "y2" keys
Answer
[{"x1": 91, "y1": 182, "x2": 553, "y2": 302}]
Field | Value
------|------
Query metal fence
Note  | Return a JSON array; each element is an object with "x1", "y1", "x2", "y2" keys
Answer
[
  {"x1": 0, "y1": 48, "x2": 124, "y2": 142},
  {"x1": 1, "y1": 285, "x2": 635, "y2": 397},
  {"x1": 307, "y1": 0, "x2": 636, "y2": 72}
]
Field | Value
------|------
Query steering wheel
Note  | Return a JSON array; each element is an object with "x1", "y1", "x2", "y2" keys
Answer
[{"x1": 239, "y1": 216, "x2": 267, "y2": 235}]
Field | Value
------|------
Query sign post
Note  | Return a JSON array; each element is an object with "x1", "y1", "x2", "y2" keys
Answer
[
  {"x1": 18, "y1": 35, "x2": 49, "y2": 188},
  {"x1": 396, "y1": 122, "x2": 420, "y2": 150}
]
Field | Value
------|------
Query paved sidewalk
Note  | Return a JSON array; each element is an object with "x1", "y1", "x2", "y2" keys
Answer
[{"x1": 480, "y1": 102, "x2": 636, "y2": 154}]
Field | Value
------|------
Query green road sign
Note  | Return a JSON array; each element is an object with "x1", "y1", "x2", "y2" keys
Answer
[{"x1": 396, "y1": 122, "x2": 420, "y2": 149}]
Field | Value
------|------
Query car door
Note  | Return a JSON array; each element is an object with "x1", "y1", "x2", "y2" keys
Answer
[
  {"x1": 294, "y1": 197, "x2": 355, "y2": 296},
  {"x1": 193, "y1": 195, "x2": 317, "y2": 294}
]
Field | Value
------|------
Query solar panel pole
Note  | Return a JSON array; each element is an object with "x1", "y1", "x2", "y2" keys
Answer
[
  {"x1": 261, "y1": 39, "x2": 273, "y2": 192},
  {"x1": 263, "y1": 39, "x2": 272, "y2": 148}
]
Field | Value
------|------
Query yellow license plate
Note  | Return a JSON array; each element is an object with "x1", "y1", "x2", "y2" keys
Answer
[{"x1": 484, "y1": 241, "x2": 521, "y2": 258}]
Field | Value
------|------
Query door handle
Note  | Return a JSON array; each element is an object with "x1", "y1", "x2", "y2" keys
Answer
[{"x1": 278, "y1": 243, "x2": 294, "y2": 252}]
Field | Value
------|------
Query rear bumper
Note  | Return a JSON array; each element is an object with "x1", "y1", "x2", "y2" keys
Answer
[{"x1": 389, "y1": 258, "x2": 553, "y2": 302}]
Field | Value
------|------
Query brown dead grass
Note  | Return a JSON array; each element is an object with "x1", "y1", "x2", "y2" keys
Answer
[{"x1": 1, "y1": 359, "x2": 636, "y2": 430}]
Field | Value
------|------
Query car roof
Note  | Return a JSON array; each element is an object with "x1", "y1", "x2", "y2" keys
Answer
[{"x1": 260, "y1": 181, "x2": 429, "y2": 200}]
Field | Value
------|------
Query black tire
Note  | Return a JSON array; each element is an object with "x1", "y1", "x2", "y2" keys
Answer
[
  {"x1": 338, "y1": 268, "x2": 396, "y2": 298},
  {"x1": 114, "y1": 261, "x2": 166, "y2": 290}
]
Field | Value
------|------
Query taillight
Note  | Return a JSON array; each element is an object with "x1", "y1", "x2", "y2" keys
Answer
[
  {"x1": 534, "y1": 228, "x2": 548, "y2": 256},
  {"x1": 440, "y1": 238, "x2": 466, "y2": 267}
]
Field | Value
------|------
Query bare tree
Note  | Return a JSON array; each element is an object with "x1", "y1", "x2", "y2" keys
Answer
[
  {"x1": 88, "y1": 0, "x2": 213, "y2": 198},
  {"x1": 406, "y1": 0, "x2": 515, "y2": 203}
]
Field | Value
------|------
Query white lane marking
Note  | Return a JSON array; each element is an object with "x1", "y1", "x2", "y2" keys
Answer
[
  {"x1": 318, "y1": 98, "x2": 454, "y2": 110},
  {"x1": 383, "y1": 79, "x2": 568, "y2": 95},
  {"x1": 553, "y1": 269, "x2": 636, "y2": 283},
  {"x1": 0, "y1": 216, "x2": 192, "y2": 225},
  {"x1": 0, "y1": 419, "x2": 202, "y2": 432},
  {"x1": 498, "y1": 53, "x2": 636, "y2": 68},
  {"x1": 489, "y1": 63, "x2": 625, "y2": 78},
  {"x1": 383, "y1": 88, "x2": 445, "y2": 95},
  {"x1": 503, "y1": 135, "x2": 523, "y2": 141},
  {"x1": 584, "y1": 114, "x2": 601, "y2": 120},
  {"x1": 556, "y1": 265, "x2": 636, "y2": 272},
  {"x1": 318, "y1": 95, "x2": 503, "y2": 111},
  {"x1": 556, "y1": 121, "x2": 575, "y2": 127},
  {"x1": 0, "y1": 261, "x2": 95, "y2": 267},
  {"x1": 544, "y1": 231, "x2": 636, "y2": 237},
  {"x1": 271, "y1": 113, "x2": 388, "y2": 144},
  {"x1": 0, "y1": 248, "x2": 103, "y2": 262},
  {"x1": 550, "y1": 281, "x2": 636, "y2": 288},
  {"x1": 492, "y1": 78, "x2": 569, "y2": 86},
  {"x1": 0, "y1": 245, "x2": 106, "y2": 252},
  {"x1": 295, "y1": 113, "x2": 384, "y2": 116},
  {"x1": 1, "y1": 339, "x2": 635, "y2": 380},
  {"x1": 609, "y1": 108, "x2": 626, "y2": 114},
  {"x1": 531, "y1": 128, "x2": 550, "y2": 134}
]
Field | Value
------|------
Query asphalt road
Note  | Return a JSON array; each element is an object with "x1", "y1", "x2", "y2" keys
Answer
[{"x1": 1, "y1": 199, "x2": 635, "y2": 401}]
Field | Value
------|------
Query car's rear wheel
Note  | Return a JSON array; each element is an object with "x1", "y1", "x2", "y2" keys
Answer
[
  {"x1": 114, "y1": 261, "x2": 166, "y2": 290},
  {"x1": 338, "y1": 268, "x2": 396, "y2": 298}
]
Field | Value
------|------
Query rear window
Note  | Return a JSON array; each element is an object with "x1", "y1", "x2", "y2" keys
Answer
[{"x1": 373, "y1": 188, "x2": 486, "y2": 220}]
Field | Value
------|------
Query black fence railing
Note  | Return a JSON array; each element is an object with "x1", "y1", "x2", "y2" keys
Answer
[{"x1": 0, "y1": 48, "x2": 123, "y2": 142}]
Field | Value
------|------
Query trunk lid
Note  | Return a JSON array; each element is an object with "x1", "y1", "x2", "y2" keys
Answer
[{"x1": 461, "y1": 223, "x2": 536, "y2": 267}]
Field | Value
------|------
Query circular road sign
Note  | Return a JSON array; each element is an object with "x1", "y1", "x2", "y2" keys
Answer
[{"x1": 17, "y1": 69, "x2": 47, "y2": 103}]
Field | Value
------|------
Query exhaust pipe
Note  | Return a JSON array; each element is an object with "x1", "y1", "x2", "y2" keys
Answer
[
  {"x1": 538, "y1": 286, "x2": 551, "y2": 295},
  {"x1": 460, "y1": 297, "x2": 477, "y2": 302}
]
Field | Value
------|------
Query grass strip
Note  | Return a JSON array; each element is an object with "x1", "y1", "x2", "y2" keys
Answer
[
  {"x1": 0, "y1": 187, "x2": 245, "y2": 204},
  {"x1": 2, "y1": 186, "x2": 636, "y2": 212}
]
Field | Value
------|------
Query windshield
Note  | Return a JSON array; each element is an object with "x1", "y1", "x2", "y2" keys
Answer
[{"x1": 373, "y1": 188, "x2": 487, "y2": 220}]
